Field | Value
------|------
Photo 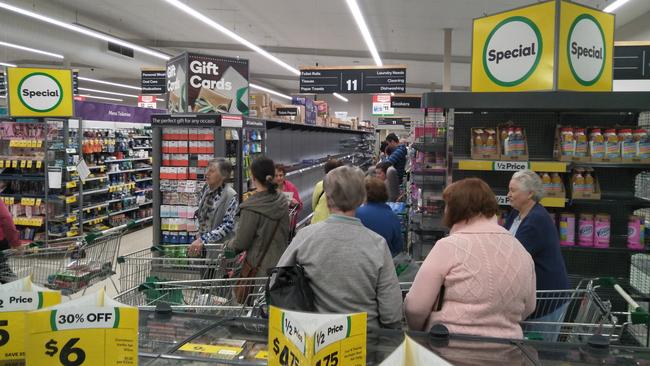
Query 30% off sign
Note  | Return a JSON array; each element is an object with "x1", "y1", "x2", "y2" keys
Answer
[{"x1": 26, "y1": 302, "x2": 138, "y2": 366}]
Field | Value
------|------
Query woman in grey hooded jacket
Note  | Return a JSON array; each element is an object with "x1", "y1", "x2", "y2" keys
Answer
[{"x1": 227, "y1": 157, "x2": 290, "y2": 278}]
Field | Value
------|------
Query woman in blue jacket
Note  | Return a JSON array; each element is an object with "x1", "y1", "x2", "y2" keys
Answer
[
  {"x1": 505, "y1": 170, "x2": 570, "y2": 341},
  {"x1": 356, "y1": 177, "x2": 404, "y2": 256}
]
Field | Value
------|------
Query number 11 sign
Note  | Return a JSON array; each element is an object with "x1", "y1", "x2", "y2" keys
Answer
[{"x1": 300, "y1": 65, "x2": 406, "y2": 94}]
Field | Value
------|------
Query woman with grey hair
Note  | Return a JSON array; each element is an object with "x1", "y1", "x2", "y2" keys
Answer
[
  {"x1": 504, "y1": 169, "x2": 569, "y2": 341},
  {"x1": 188, "y1": 158, "x2": 238, "y2": 257},
  {"x1": 276, "y1": 166, "x2": 403, "y2": 328}
]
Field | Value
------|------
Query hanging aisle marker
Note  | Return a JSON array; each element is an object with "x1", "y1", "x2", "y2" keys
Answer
[
  {"x1": 0, "y1": 277, "x2": 61, "y2": 363},
  {"x1": 26, "y1": 289, "x2": 138, "y2": 366}
]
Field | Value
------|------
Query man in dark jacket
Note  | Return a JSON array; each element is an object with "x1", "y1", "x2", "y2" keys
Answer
[{"x1": 385, "y1": 133, "x2": 407, "y2": 184}]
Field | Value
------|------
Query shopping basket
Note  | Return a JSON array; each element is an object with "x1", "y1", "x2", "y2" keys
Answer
[
  {"x1": 0, "y1": 230, "x2": 123, "y2": 295},
  {"x1": 114, "y1": 277, "x2": 268, "y2": 317},
  {"x1": 116, "y1": 244, "x2": 242, "y2": 293}
]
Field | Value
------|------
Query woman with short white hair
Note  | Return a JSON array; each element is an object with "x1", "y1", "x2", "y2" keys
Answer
[
  {"x1": 505, "y1": 170, "x2": 569, "y2": 341},
  {"x1": 276, "y1": 166, "x2": 403, "y2": 328}
]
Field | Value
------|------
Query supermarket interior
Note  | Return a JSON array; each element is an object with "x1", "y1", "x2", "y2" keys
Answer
[{"x1": 3, "y1": 0, "x2": 650, "y2": 365}]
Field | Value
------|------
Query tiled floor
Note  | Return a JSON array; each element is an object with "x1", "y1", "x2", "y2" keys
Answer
[{"x1": 72, "y1": 226, "x2": 153, "y2": 299}]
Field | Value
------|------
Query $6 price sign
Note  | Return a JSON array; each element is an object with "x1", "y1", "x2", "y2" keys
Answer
[{"x1": 44, "y1": 337, "x2": 86, "y2": 366}]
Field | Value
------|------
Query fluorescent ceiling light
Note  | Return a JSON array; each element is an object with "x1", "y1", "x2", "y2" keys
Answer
[
  {"x1": 78, "y1": 87, "x2": 138, "y2": 98},
  {"x1": 164, "y1": 0, "x2": 300, "y2": 76},
  {"x1": 333, "y1": 92, "x2": 349, "y2": 102},
  {"x1": 79, "y1": 94, "x2": 123, "y2": 102},
  {"x1": 345, "y1": 0, "x2": 382, "y2": 66},
  {"x1": 250, "y1": 83, "x2": 292, "y2": 100},
  {"x1": 0, "y1": 41, "x2": 63, "y2": 59},
  {"x1": 157, "y1": 98, "x2": 165, "y2": 102},
  {"x1": 78, "y1": 76, "x2": 141, "y2": 91},
  {"x1": 0, "y1": 62, "x2": 17, "y2": 68},
  {"x1": 604, "y1": 0, "x2": 631, "y2": 12},
  {"x1": 0, "y1": 1, "x2": 170, "y2": 60}
]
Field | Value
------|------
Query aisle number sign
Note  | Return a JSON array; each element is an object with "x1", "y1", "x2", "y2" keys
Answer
[
  {"x1": 7, "y1": 67, "x2": 74, "y2": 117},
  {"x1": 0, "y1": 277, "x2": 61, "y2": 362},
  {"x1": 268, "y1": 306, "x2": 367, "y2": 366},
  {"x1": 26, "y1": 289, "x2": 138, "y2": 366},
  {"x1": 472, "y1": 0, "x2": 614, "y2": 92}
]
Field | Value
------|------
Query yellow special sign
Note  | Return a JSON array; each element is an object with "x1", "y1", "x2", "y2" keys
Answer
[
  {"x1": 7, "y1": 67, "x2": 74, "y2": 117},
  {"x1": 472, "y1": 1, "x2": 556, "y2": 92},
  {"x1": 557, "y1": 1, "x2": 614, "y2": 91}
]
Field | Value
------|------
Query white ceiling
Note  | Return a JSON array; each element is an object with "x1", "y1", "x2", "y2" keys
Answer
[{"x1": 1, "y1": 0, "x2": 649, "y2": 106}]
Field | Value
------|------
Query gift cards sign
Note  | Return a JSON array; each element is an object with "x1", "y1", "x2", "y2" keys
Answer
[
  {"x1": 472, "y1": 0, "x2": 613, "y2": 92},
  {"x1": 7, "y1": 68, "x2": 74, "y2": 117}
]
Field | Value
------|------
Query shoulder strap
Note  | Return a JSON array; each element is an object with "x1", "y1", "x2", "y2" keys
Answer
[{"x1": 253, "y1": 217, "x2": 282, "y2": 269}]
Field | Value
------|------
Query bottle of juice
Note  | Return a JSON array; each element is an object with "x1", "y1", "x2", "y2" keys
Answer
[
  {"x1": 541, "y1": 173, "x2": 552, "y2": 193},
  {"x1": 573, "y1": 171, "x2": 585, "y2": 193},
  {"x1": 575, "y1": 128, "x2": 588, "y2": 157},
  {"x1": 584, "y1": 172, "x2": 594, "y2": 193},
  {"x1": 514, "y1": 128, "x2": 524, "y2": 156},
  {"x1": 474, "y1": 129, "x2": 484, "y2": 154},
  {"x1": 551, "y1": 173, "x2": 562, "y2": 192},
  {"x1": 561, "y1": 128, "x2": 575, "y2": 157},
  {"x1": 589, "y1": 128, "x2": 605, "y2": 159}
]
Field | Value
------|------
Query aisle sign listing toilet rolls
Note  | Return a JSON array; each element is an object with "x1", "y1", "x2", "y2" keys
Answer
[{"x1": 0, "y1": 277, "x2": 61, "y2": 362}]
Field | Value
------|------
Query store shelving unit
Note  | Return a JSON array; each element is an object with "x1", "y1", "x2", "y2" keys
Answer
[
  {"x1": 150, "y1": 113, "x2": 243, "y2": 247},
  {"x1": 422, "y1": 91, "x2": 650, "y2": 281},
  {"x1": 265, "y1": 118, "x2": 372, "y2": 222},
  {"x1": 241, "y1": 118, "x2": 266, "y2": 198}
]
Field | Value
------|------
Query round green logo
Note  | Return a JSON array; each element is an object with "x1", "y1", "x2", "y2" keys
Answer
[
  {"x1": 482, "y1": 16, "x2": 543, "y2": 87},
  {"x1": 567, "y1": 14, "x2": 606, "y2": 86},
  {"x1": 17, "y1": 72, "x2": 64, "y2": 113}
]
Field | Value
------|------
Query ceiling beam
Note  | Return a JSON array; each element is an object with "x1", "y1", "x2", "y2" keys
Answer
[{"x1": 131, "y1": 40, "x2": 471, "y2": 64}]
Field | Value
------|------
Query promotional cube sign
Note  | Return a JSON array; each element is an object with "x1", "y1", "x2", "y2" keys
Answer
[
  {"x1": 472, "y1": 0, "x2": 614, "y2": 92},
  {"x1": 6, "y1": 67, "x2": 74, "y2": 117}
]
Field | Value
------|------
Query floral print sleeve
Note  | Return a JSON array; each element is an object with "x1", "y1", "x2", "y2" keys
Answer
[{"x1": 200, "y1": 196, "x2": 239, "y2": 244}]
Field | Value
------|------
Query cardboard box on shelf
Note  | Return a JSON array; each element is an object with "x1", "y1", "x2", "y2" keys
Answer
[
  {"x1": 471, "y1": 127, "x2": 500, "y2": 160},
  {"x1": 498, "y1": 125, "x2": 529, "y2": 161},
  {"x1": 570, "y1": 169, "x2": 601, "y2": 200},
  {"x1": 314, "y1": 100, "x2": 329, "y2": 117},
  {"x1": 292, "y1": 96, "x2": 316, "y2": 125},
  {"x1": 250, "y1": 93, "x2": 269, "y2": 108}
]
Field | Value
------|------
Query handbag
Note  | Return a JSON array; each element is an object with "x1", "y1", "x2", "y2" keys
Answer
[
  {"x1": 266, "y1": 265, "x2": 315, "y2": 312},
  {"x1": 234, "y1": 218, "x2": 281, "y2": 304}
]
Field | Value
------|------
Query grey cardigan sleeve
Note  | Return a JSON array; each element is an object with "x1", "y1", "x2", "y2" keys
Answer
[{"x1": 376, "y1": 242, "x2": 404, "y2": 328}]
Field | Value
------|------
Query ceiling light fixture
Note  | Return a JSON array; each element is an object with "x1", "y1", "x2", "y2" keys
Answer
[
  {"x1": 344, "y1": 0, "x2": 382, "y2": 66},
  {"x1": 78, "y1": 76, "x2": 141, "y2": 91},
  {"x1": 0, "y1": 62, "x2": 17, "y2": 68},
  {"x1": 164, "y1": 0, "x2": 300, "y2": 76},
  {"x1": 250, "y1": 83, "x2": 292, "y2": 100},
  {"x1": 332, "y1": 92, "x2": 349, "y2": 102},
  {"x1": 78, "y1": 87, "x2": 138, "y2": 98},
  {"x1": 0, "y1": 41, "x2": 63, "y2": 59},
  {"x1": 604, "y1": 0, "x2": 631, "y2": 12},
  {"x1": 0, "y1": 1, "x2": 170, "y2": 60},
  {"x1": 79, "y1": 94, "x2": 123, "y2": 102}
]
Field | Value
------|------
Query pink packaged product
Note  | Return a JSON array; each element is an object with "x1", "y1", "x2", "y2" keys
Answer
[
  {"x1": 578, "y1": 213, "x2": 594, "y2": 247},
  {"x1": 628, "y1": 215, "x2": 645, "y2": 250},
  {"x1": 593, "y1": 214, "x2": 610, "y2": 248},
  {"x1": 559, "y1": 213, "x2": 575, "y2": 246}
]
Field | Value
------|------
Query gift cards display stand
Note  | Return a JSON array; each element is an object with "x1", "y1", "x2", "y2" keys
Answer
[{"x1": 150, "y1": 114, "x2": 243, "y2": 248}]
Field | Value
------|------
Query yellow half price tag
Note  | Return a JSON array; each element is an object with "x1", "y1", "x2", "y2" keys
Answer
[
  {"x1": 26, "y1": 160, "x2": 33, "y2": 169},
  {"x1": 66, "y1": 181, "x2": 77, "y2": 189},
  {"x1": 20, "y1": 198, "x2": 36, "y2": 206},
  {"x1": 179, "y1": 343, "x2": 244, "y2": 357},
  {"x1": 65, "y1": 196, "x2": 77, "y2": 204},
  {"x1": 36, "y1": 161, "x2": 42, "y2": 169},
  {"x1": 66, "y1": 216, "x2": 77, "y2": 224},
  {"x1": 11, "y1": 160, "x2": 18, "y2": 168}
]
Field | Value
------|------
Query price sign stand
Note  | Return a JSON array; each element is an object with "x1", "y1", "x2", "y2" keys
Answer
[
  {"x1": 26, "y1": 289, "x2": 138, "y2": 366},
  {"x1": 0, "y1": 277, "x2": 61, "y2": 363},
  {"x1": 268, "y1": 306, "x2": 367, "y2": 366}
]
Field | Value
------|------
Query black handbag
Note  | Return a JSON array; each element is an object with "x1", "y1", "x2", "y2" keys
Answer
[{"x1": 266, "y1": 265, "x2": 316, "y2": 312}]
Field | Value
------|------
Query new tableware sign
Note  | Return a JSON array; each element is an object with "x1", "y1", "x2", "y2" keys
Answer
[{"x1": 7, "y1": 68, "x2": 73, "y2": 117}]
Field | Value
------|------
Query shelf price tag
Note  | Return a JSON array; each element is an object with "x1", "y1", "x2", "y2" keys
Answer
[
  {"x1": 26, "y1": 160, "x2": 33, "y2": 169},
  {"x1": 495, "y1": 195, "x2": 510, "y2": 206},
  {"x1": 0, "y1": 161, "x2": 4, "y2": 169},
  {"x1": 268, "y1": 306, "x2": 366, "y2": 366},
  {"x1": 11, "y1": 160, "x2": 17, "y2": 168},
  {"x1": 19, "y1": 160, "x2": 26, "y2": 169},
  {"x1": 20, "y1": 198, "x2": 36, "y2": 206},
  {"x1": 37, "y1": 141, "x2": 43, "y2": 148},
  {"x1": 66, "y1": 181, "x2": 77, "y2": 189},
  {"x1": 66, "y1": 216, "x2": 77, "y2": 224},
  {"x1": 35, "y1": 199, "x2": 42, "y2": 207},
  {"x1": 65, "y1": 196, "x2": 77, "y2": 204},
  {"x1": 65, "y1": 148, "x2": 76, "y2": 154},
  {"x1": 66, "y1": 166, "x2": 77, "y2": 172},
  {"x1": 36, "y1": 161, "x2": 42, "y2": 169},
  {"x1": 26, "y1": 289, "x2": 138, "y2": 366},
  {"x1": 493, "y1": 161, "x2": 529, "y2": 171},
  {"x1": 0, "y1": 277, "x2": 62, "y2": 363}
]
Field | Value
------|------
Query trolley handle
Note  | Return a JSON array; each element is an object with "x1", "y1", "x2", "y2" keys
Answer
[{"x1": 598, "y1": 277, "x2": 650, "y2": 325}]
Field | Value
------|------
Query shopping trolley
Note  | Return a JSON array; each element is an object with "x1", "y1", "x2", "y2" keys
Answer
[
  {"x1": 400, "y1": 278, "x2": 650, "y2": 346},
  {"x1": 288, "y1": 205, "x2": 300, "y2": 240},
  {"x1": 0, "y1": 230, "x2": 123, "y2": 295},
  {"x1": 114, "y1": 277, "x2": 268, "y2": 317},
  {"x1": 117, "y1": 244, "x2": 242, "y2": 293}
]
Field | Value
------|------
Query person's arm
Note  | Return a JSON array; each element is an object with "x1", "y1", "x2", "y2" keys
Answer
[
  {"x1": 226, "y1": 208, "x2": 259, "y2": 253},
  {"x1": 376, "y1": 242, "x2": 404, "y2": 328},
  {"x1": 514, "y1": 219, "x2": 544, "y2": 257},
  {"x1": 200, "y1": 196, "x2": 238, "y2": 244},
  {"x1": 287, "y1": 181, "x2": 303, "y2": 211},
  {"x1": 276, "y1": 230, "x2": 306, "y2": 267},
  {"x1": 0, "y1": 201, "x2": 20, "y2": 247},
  {"x1": 524, "y1": 261, "x2": 538, "y2": 318},
  {"x1": 386, "y1": 146, "x2": 406, "y2": 166},
  {"x1": 386, "y1": 169, "x2": 400, "y2": 201},
  {"x1": 404, "y1": 239, "x2": 454, "y2": 331}
]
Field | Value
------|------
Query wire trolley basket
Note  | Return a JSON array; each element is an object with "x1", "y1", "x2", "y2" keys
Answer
[
  {"x1": 114, "y1": 277, "x2": 268, "y2": 317},
  {"x1": 0, "y1": 231, "x2": 123, "y2": 295}
]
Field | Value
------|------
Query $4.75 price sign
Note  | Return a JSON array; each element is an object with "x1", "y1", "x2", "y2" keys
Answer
[{"x1": 26, "y1": 305, "x2": 138, "y2": 366}]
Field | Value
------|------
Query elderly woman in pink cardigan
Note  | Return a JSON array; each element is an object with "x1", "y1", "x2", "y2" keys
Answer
[{"x1": 405, "y1": 178, "x2": 537, "y2": 339}]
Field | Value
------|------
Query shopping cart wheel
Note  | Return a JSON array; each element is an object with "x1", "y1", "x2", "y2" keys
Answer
[
  {"x1": 155, "y1": 303, "x2": 173, "y2": 319},
  {"x1": 587, "y1": 334, "x2": 609, "y2": 350}
]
